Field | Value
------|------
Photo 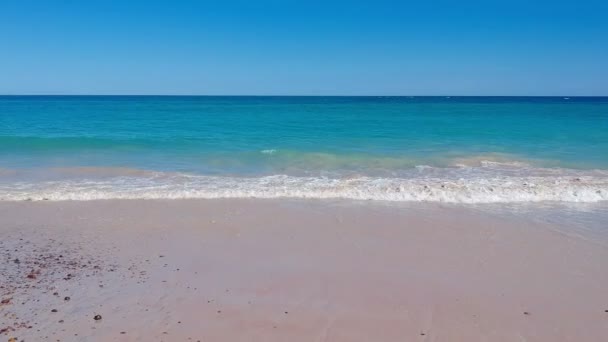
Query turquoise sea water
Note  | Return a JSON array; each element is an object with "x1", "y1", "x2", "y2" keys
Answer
[{"x1": 1, "y1": 96, "x2": 608, "y2": 203}]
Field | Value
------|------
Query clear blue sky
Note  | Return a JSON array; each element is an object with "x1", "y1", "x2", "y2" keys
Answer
[{"x1": 1, "y1": 0, "x2": 607, "y2": 95}]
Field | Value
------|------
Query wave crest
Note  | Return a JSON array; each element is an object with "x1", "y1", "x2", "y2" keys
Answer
[{"x1": 1, "y1": 173, "x2": 607, "y2": 203}]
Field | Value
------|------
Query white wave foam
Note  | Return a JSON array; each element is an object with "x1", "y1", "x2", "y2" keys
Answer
[
  {"x1": 448, "y1": 153, "x2": 536, "y2": 168},
  {"x1": 1, "y1": 174, "x2": 607, "y2": 203}
]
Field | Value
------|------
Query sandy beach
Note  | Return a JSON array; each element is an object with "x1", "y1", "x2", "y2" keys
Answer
[
  {"x1": 3, "y1": 0, "x2": 608, "y2": 339},
  {"x1": 0, "y1": 199, "x2": 607, "y2": 341}
]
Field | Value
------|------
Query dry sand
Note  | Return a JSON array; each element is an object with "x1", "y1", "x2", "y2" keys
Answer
[{"x1": 1, "y1": 199, "x2": 607, "y2": 341}]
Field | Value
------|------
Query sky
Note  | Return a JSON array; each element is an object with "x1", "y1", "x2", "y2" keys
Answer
[{"x1": 0, "y1": 0, "x2": 607, "y2": 95}]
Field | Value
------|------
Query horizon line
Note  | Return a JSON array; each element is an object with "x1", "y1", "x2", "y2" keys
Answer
[{"x1": 1, "y1": 94, "x2": 607, "y2": 97}]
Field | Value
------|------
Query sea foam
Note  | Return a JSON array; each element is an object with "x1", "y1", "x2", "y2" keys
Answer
[{"x1": 1, "y1": 171, "x2": 607, "y2": 203}]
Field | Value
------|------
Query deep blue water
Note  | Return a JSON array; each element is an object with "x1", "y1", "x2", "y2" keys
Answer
[{"x1": 1, "y1": 96, "x2": 607, "y2": 202}]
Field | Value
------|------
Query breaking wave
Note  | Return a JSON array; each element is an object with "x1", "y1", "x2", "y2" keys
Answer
[{"x1": 1, "y1": 167, "x2": 607, "y2": 203}]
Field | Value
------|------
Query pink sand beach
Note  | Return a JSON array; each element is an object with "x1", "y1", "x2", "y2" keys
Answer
[{"x1": 1, "y1": 199, "x2": 608, "y2": 341}]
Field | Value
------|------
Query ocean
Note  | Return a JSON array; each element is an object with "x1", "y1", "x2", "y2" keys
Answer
[{"x1": 1, "y1": 96, "x2": 607, "y2": 203}]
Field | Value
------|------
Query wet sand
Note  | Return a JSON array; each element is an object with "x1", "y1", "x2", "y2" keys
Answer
[{"x1": 1, "y1": 199, "x2": 607, "y2": 341}]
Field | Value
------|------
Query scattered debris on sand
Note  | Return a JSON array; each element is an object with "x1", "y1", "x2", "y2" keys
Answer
[{"x1": 0, "y1": 234, "x2": 117, "y2": 338}]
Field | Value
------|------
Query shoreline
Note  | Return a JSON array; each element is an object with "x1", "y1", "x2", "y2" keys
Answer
[
  {"x1": 2, "y1": 199, "x2": 608, "y2": 341},
  {"x1": 2, "y1": 169, "x2": 608, "y2": 204}
]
